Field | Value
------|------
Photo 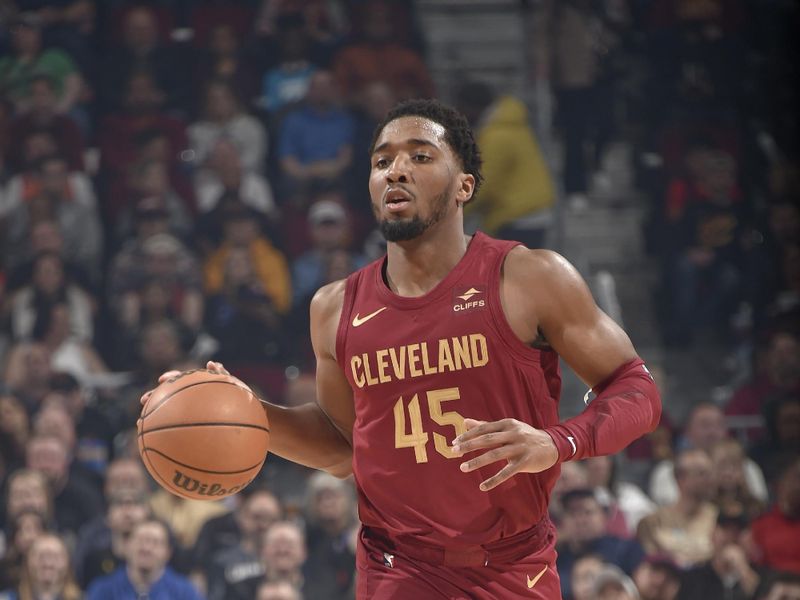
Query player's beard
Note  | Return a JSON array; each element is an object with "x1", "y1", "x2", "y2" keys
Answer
[{"x1": 377, "y1": 187, "x2": 451, "y2": 242}]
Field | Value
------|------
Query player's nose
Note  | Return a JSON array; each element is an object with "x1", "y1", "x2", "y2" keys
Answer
[{"x1": 386, "y1": 155, "x2": 410, "y2": 183}]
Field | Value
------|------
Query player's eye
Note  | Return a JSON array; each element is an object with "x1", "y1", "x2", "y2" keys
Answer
[
  {"x1": 413, "y1": 154, "x2": 431, "y2": 162},
  {"x1": 374, "y1": 157, "x2": 390, "y2": 169}
]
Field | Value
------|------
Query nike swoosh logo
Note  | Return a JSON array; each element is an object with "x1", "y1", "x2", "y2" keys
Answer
[
  {"x1": 567, "y1": 436, "x2": 577, "y2": 456},
  {"x1": 527, "y1": 564, "x2": 548, "y2": 589},
  {"x1": 352, "y1": 306, "x2": 388, "y2": 327}
]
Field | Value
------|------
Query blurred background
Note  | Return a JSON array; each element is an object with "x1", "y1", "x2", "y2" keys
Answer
[{"x1": 0, "y1": 1, "x2": 797, "y2": 599}]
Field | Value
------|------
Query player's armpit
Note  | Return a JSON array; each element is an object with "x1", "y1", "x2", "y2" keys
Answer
[{"x1": 503, "y1": 248, "x2": 638, "y2": 386}]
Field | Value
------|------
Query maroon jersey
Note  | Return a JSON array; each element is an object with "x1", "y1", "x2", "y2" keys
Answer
[{"x1": 336, "y1": 232, "x2": 563, "y2": 548}]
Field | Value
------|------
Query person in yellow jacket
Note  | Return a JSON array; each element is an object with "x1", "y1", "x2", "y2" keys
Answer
[
  {"x1": 457, "y1": 82, "x2": 556, "y2": 248},
  {"x1": 204, "y1": 205, "x2": 292, "y2": 315}
]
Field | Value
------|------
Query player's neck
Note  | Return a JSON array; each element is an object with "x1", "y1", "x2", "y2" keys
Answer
[{"x1": 385, "y1": 226, "x2": 470, "y2": 297}]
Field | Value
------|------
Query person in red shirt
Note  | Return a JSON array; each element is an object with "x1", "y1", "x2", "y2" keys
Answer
[
  {"x1": 143, "y1": 99, "x2": 661, "y2": 598},
  {"x1": 749, "y1": 456, "x2": 800, "y2": 574}
]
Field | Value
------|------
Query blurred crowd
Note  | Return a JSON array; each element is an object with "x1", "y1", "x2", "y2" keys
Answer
[{"x1": 0, "y1": 0, "x2": 797, "y2": 599}]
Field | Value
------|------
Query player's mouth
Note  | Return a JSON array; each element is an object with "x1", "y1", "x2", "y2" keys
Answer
[{"x1": 384, "y1": 187, "x2": 413, "y2": 213}]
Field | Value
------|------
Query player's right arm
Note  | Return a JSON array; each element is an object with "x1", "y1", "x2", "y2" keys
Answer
[
  {"x1": 141, "y1": 282, "x2": 355, "y2": 478},
  {"x1": 264, "y1": 280, "x2": 355, "y2": 477}
]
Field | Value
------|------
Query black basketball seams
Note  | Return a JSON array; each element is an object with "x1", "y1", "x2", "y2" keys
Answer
[
  {"x1": 140, "y1": 446, "x2": 265, "y2": 475},
  {"x1": 138, "y1": 422, "x2": 270, "y2": 435},
  {"x1": 141, "y1": 379, "x2": 255, "y2": 420}
]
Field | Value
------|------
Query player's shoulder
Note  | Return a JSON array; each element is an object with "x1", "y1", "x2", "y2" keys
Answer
[
  {"x1": 310, "y1": 279, "x2": 347, "y2": 319},
  {"x1": 503, "y1": 246, "x2": 580, "y2": 286}
]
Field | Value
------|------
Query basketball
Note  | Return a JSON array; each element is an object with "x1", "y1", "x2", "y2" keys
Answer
[{"x1": 137, "y1": 369, "x2": 270, "y2": 500}]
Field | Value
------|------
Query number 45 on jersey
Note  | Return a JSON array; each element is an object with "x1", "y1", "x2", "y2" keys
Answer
[{"x1": 394, "y1": 387, "x2": 467, "y2": 463}]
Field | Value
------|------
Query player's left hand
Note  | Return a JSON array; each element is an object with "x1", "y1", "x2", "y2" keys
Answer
[{"x1": 452, "y1": 418, "x2": 559, "y2": 492}]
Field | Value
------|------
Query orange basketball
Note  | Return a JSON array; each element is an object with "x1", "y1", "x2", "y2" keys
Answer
[{"x1": 137, "y1": 369, "x2": 270, "y2": 500}]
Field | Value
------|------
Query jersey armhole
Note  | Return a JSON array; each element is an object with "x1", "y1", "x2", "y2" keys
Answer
[
  {"x1": 334, "y1": 273, "x2": 359, "y2": 368},
  {"x1": 486, "y1": 243, "x2": 543, "y2": 366}
]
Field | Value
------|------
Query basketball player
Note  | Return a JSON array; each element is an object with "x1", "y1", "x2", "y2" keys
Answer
[{"x1": 143, "y1": 99, "x2": 661, "y2": 599}]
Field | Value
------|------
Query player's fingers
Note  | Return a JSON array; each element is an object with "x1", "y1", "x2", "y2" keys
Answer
[
  {"x1": 462, "y1": 418, "x2": 485, "y2": 431},
  {"x1": 452, "y1": 430, "x2": 513, "y2": 455},
  {"x1": 459, "y1": 444, "x2": 518, "y2": 473},
  {"x1": 452, "y1": 418, "x2": 511, "y2": 446},
  {"x1": 139, "y1": 391, "x2": 152, "y2": 406},
  {"x1": 479, "y1": 461, "x2": 522, "y2": 492},
  {"x1": 206, "y1": 361, "x2": 230, "y2": 375},
  {"x1": 157, "y1": 370, "x2": 181, "y2": 383}
]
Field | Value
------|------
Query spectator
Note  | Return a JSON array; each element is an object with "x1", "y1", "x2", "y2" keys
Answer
[
  {"x1": 259, "y1": 15, "x2": 318, "y2": 113},
  {"x1": 203, "y1": 489, "x2": 282, "y2": 600},
  {"x1": 291, "y1": 197, "x2": 366, "y2": 307},
  {"x1": 0, "y1": 13, "x2": 84, "y2": 115},
  {"x1": 710, "y1": 439, "x2": 765, "y2": 520},
  {"x1": 4, "y1": 219, "x2": 96, "y2": 296},
  {"x1": 7, "y1": 74, "x2": 85, "y2": 172},
  {"x1": 109, "y1": 232, "x2": 204, "y2": 343},
  {"x1": 43, "y1": 372, "x2": 115, "y2": 477},
  {"x1": 663, "y1": 150, "x2": 748, "y2": 344},
  {"x1": 0, "y1": 394, "x2": 30, "y2": 472},
  {"x1": 1, "y1": 342, "x2": 53, "y2": 412},
  {"x1": 2, "y1": 155, "x2": 101, "y2": 278},
  {"x1": 25, "y1": 434, "x2": 103, "y2": 537},
  {"x1": 549, "y1": 460, "x2": 589, "y2": 534},
  {"x1": 97, "y1": 69, "x2": 188, "y2": 222},
  {"x1": 585, "y1": 454, "x2": 656, "y2": 539},
  {"x1": 194, "y1": 24, "x2": 259, "y2": 112},
  {"x1": 593, "y1": 564, "x2": 642, "y2": 600},
  {"x1": 331, "y1": 0, "x2": 434, "y2": 102},
  {"x1": 9, "y1": 251, "x2": 94, "y2": 343},
  {"x1": 258, "y1": 521, "x2": 307, "y2": 596},
  {"x1": 638, "y1": 448, "x2": 718, "y2": 567},
  {"x1": 277, "y1": 70, "x2": 355, "y2": 199},
  {"x1": 550, "y1": 0, "x2": 613, "y2": 210},
  {"x1": 457, "y1": 81, "x2": 556, "y2": 249},
  {"x1": 2, "y1": 469, "x2": 53, "y2": 531},
  {"x1": 148, "y1": 491, "x2": 226, "y2": 559},
  {"x1": 72, "y1": 457, "x2": 151, "y2": 584},
  {"x1": 204, "y1": 204, "x2": 291, "y2": 362},
  {"x1": 749, "y1": 457, "x2": 800, "y2": 574},
  {"x1": 99, "y1": 5, "x2": 190, "y2": 114},
  {"x1": 257, "y1": 580, "x2": 303, "y2": 600},
  {"x1": 188, "y1": 79, "x2": 267, "y2": 176},
  {"x1": 749, "y1": 396, "x2": 800, "y2": 486},
  {"x1": 116, "y1": 161, "x2": 194, "y2": 241},
  {"x1": 75, "y1": 490, "x2": 150, "y2": 588},
  {"x1": 633, "y1": 555, "x2": 681, "y2": 600},
  {"x1": 303, "y1": 473, "x2": 356, "y2": 600},
  {"x1": 571, "y1": 553, "x2": 606, "y2": 600},
  {"x1": 677, "y1": 509, "x2": 760, "y2": 600},
  {"x1": 0, "y1": 509, "x2": 49, "y2": 591},
  {"x1": 649, "y1": 403, "x2": 767, "y2": 506},
  {"x1": 30, "y1": 301, "x2": 109, "y2": 387},
  {"x1": 194, "y1": 140, "x2": 277, "y2": 220},
  {"x1": 86, "y1": 518, "x2": 202, "y2": 600},
  {"x1": 557, "y1": 488, "x2": 645, "y2": 598},
  {"x1": 726, "y1": 331, "x2": 800, "y2": 442},
  {"x1": 114, "y1": 319, "x2": 189, "y2": 426},
  {"x1": 0, "y1": 533, "x2": 81, "y2": 600}
]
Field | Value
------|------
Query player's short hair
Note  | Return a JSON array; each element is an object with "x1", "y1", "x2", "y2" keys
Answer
[{"x1": 370, "y1": 99, "x2": 483, "y2": 197}]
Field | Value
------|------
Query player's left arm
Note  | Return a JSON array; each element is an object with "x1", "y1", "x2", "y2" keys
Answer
[{"x1": 454, "y1": 248, "x2": 662, "y2": 490}]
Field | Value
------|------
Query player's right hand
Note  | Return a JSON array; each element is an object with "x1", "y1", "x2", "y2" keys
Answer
[{"x1": 139, "y1": 361, "x2": 253, "y2": 407}]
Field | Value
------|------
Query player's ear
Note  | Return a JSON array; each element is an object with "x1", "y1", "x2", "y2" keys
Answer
[{"x1": 455, "y1": 173, "x2": 475, "y2": 206}]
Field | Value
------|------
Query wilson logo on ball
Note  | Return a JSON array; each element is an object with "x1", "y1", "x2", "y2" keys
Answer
[{"x1": 172, "y1": 470, "x2": 254, "y2": 497}]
